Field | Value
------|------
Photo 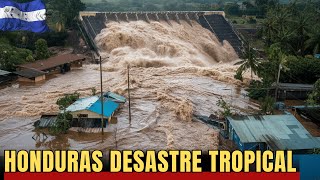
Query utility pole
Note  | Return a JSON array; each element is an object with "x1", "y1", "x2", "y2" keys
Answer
[
  {"x1": 127, "y1": 65, "x2": 132, "y2": 125},
  {"x1": 275, "y1": 63, "x2": 282, "y2": 101},
  {"x1": 100, "y1": 56, "x2": 104, "y2": 133}
]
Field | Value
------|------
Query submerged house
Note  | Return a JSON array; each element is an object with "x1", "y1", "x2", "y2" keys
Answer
[
  {"x1": 15, "y1": 54, "x2": 85, "y2": 82},
  {"x1": 66, "y1": 93, "x2": 126, "y2": 128},
  {"x1": 0, "y1": 70, "x2": 16, "y2": 85},
  {"x1": 35, "y1": 92, "x2": 126, "y2": 130},
  {"x1": 225, "y1": 115, "x2": 320, "y2": 153},
  {"x1": 14, "y1": 68, "x2": 46, "y2": 82}
]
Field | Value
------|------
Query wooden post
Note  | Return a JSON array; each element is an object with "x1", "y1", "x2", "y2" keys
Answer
[
  {"x1": 100, "y1": 56, "x2": 104, "y2": 133},
  {"x1": 128, "y1": 65, "x2": 132, "y2": 124}
]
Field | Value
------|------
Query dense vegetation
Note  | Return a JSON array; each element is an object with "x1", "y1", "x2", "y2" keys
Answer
[
  {"x1": 308, "y1": 79, "x2": 320, "y2": 105},
  {"x1": 52, "y1": 92, "x2": 81, "y2": 134},
  {"x1": 0, "y1": 0, "x2": 85, "y2": 71},
  {"x1": 235, "y1": 1, "x2": 320, "y2": 105}
]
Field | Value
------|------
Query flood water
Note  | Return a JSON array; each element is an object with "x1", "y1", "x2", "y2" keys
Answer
[{"x1": 0, "y1": 20, "x2": 259, "y2": 154}]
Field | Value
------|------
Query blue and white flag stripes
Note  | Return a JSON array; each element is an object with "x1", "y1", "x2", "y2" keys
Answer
[{"x1": 0, "y1": 0, "x2": 49, "y2": 33}]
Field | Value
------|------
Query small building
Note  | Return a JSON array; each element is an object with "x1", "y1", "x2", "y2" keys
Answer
[
  {"x1": 225, "y1": 115, "x2": 320, "y2": 153},
  {"x1": 14, "y1": 68, "x2": 46, "y2": 82},
  {"x1": 15, "y1": 54, "x2": 86, "y2": 82},
  {"x1": 34, "y1": 114, "x2": 59, "y2": 128},
  {"x1": 270, "y1": 83, "x2": 314, "y2": 100},
  {"x1": 66, "y1": 94, "x2": 125, "y2": 128},
  {"x1": 0, "y1": 69, "x2": 16, "y2": 85}
]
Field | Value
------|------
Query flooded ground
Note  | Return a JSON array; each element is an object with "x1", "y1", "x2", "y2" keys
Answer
[{"x1": 0, "y1": 20, "x2": 260, "y2": 154}]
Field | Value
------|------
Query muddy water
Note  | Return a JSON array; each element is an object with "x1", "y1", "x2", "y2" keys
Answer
[{"x1": 0, "y1": 20, "x2": 259, "y2": 154}]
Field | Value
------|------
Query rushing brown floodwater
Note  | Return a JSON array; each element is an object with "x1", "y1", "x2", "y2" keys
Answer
[{"x1": 0, "y1": 20, "x2": 259, "y2": 154}]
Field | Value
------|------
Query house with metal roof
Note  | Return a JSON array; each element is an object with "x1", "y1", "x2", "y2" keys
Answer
[
  {"x1": 0, "y1": 69, "x2": 16, "y2": 84},
  {"x1": 270, "y1": 83, "x2": 314, "y2": 100},
  {"x1": 14, "y1": 68, "x2": 46, "y2": 82},
  {"x1": 65, "y1": 94, "x2": 126, "y2": 128},
  {"x1": 225, "y1": 115, "x2": 320, "y2": 153},
  {"x1": 15, "y1": 54, "x2": 85, "y2": 82}
]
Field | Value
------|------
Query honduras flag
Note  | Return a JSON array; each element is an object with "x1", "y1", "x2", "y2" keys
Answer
[{"x1": 0, "y1": 0, "x2": 49, "y2": 33}]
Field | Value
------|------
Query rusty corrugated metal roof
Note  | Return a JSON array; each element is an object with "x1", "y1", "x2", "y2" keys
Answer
[{"x1": 18, "y1": 54, "x2": 86, "y2": 71}]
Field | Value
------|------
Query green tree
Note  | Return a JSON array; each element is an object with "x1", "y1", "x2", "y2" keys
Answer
[
  {"x1": 0, "y1": 42, "x2": 33, "y2": 71},
  {"x1": 262, "y1": 16, "x2": 276, "y2": 46},
  {"x1": 45, "y1": 0, "x2": 86, "y2": 28},
  {"x1": 56, "y1": 92, "x2": 80, "y2": 110},
  {"x1": 217, "y1": 98, "x2": 232, "y2": 118},
  {"x1": 234, "y1": 68, "x2": 244, "y2": 82},
  {"x1": 52, "y1": 92, "x2": 80, "y2": 134},
  {"x1": 50, "y1": 111, "x2": 73, "y2": 134},
  {"x1": 258, "y1": 44, "x2": 287, "y2": 83},
  {"x1": 35, "y1": 39, "x2": 50, "y2": 60},
  {"x1": 280, "y1": 56, "x2": 320, "y2": 84},
  {"x1": 305, "y1": 25, "x2": 320, "y2": 55},
  {"x1": 225, "y1": 3, "x2": 240, "y2": 16},
  {"x1": 307, "y1": 79, "x2": 320, "y2": 105},
  {"x1": 91, "y1": 87, "x2": 97, "y2": 96},
  {"x1": 260, "y1": 96, "x2": 275, "y2": 115},
  {"x1": 247, "y1": 80, "x2": 270, "y2": 100},
  {"x1": 235, "y1": 44, "x2": 259, "y2": 80},
  {"x1": 293, "y1": 11, "x2": 311, "y2": 56}
]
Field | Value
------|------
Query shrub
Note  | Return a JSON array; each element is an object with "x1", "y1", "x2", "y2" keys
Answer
[{"x1": 246, "y1": 80, "x2": 270, "y2": 100}]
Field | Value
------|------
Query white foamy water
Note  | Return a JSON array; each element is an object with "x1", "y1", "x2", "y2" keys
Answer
[{"x1": 0, "y1": 20, "x2": 259, "y2": 153}]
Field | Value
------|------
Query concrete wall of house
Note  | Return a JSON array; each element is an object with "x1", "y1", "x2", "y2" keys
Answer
[
  {"x1": 45, "y1": 67, "x2": 61, "y2": 75},
  {"x1": 70, "y1": 110, "x2": 111, "y2": 120},
  {"x1": 35, "y1": 75, "x2": 46, "y2": 82},
  {"x1": 18, "y1": 75, "x2": 46, "y2": 83},
  {"x1": 71, "y1": 61, "x2": 83, "y2": 68}
]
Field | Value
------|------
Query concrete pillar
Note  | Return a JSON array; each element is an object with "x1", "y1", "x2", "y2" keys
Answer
[
  {"x1": 165, "y1": 13, "x2": 172, "y2": 26},
  {"x1": 115, "y1": 13, "x2": 119, "y2": 23},
  {"x1": 155, "y1": 13, "x2": 160, "y2": 21},
  {"x1": 185, "y1": 13, "x2": 192, "y2": 27},
  {"x1": 195, "y1": 13, "x2": 200, "y2": 23},
  {"x1": 125, "y1": 13, "x2": 129, "y2": 22},
  {"x1": 145, "y1": 13, "x2": 150, "y2": 23},
  {"x1": 105, "y1": 13, "x2": 108, "y2": 23},
  {"x1": 175, "y1": 13, "x2": 180, "y2": 24}
]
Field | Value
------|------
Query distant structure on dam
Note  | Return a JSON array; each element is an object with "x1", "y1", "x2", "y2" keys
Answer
[{"x1": 78, "y1": 11, "x2": 244, "y2": 56}]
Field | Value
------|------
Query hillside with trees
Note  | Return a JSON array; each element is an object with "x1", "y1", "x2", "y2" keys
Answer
[
  {"x1": 234, "y1": 1, "x2": 320, "y2": 104},
  {"x1": 0, "y1": 0, "x2": 85, "y2": 71}
]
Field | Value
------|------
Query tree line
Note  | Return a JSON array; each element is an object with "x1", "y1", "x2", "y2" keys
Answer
[
  {"x1": 0, "y1": 0, "x2": 85, "y2": 71},
  {"x1": 235, "y1": 1, "x2": 320, "y2": 107}
]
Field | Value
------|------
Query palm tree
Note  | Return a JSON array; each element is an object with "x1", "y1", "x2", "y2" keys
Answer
[
  {"x1": 235, "y1": 44, "x2": 259, "y2": 80},
  {"x1": 293, "y1": 10, "x2": 311, "y2": 56},
  {"x1": 306, "y1": 26, "x2": 320, "y2": 55},
  {"x1": 273, "y1": 6, "x2": 290, "y2": 37},
  {"x1": 262, "y1": 15, "x2": 277, "y2": 46}
]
